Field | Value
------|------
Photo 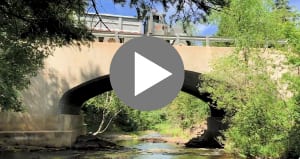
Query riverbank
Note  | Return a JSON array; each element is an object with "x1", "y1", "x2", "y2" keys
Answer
[
  {"x1": 0, "y1": 131, "x2": 189, "y2": 152},
  {"x1": 0, "y1": 134, "x2": 128, "y2": 152},
  {"x1": 100, "y1": 130, "x2": 189, "y2": 145},
  {"x1": 0, "y1": 142, "x2": 231, "y2": 159},
  {"x1": 99, "y1": 121, "x2": 208, "y2": 146},
  {"x1": 0, "y1": 131, "x2": 233, "y2": 159}
]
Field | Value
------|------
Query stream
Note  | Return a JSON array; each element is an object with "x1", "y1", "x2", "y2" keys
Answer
[{"x1": 0, "y1": 132, "x2": 233, "y2": 159}]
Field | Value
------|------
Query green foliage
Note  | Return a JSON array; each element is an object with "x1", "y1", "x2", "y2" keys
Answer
[
  {"x1": 82, "y1": 91, "x2": 162, "y2": 132},
  {"x1": 0, "y1": 0, "x2": 93, "y2": 111},
  {"x1": 82, "y1": 92, "x2": 126, "y2": 132},
  {"x1": 163, "y1": 92, "x2": 209, "y2": 130},
  {"x1": 275, "y1": 0, "x2": 290, "y2": 10},
  {"x1": 274, "y1": 3, "x2": 300, "y2": 158},
  {"x1": 202, "y1": 0, "x2": 300, "y2": 158},
  {"x1": 216, "y1": 0, "x2": 285, "y2": 49},
  {"x1": 203, "y1": 54, "x2": 293, "y2": 158},
  {"x1": 175, "y1": 21, "x2": 199, "y2": 36},
  {"x1": 0, "y1": 0, "x2": 93, "y2": 42},
  {"x1": 114, "y1": 0, "x2": 229, "y2": 23},
  {"x1": 153, "y1": 122, "x2": 189, "y2": 138},
  {"x1": 283, "y1": 74, "x2": 300, "y2": 157},
  {"x1": 209, "y1": 0, "x2": 286, "y2": 48},
  {"x1": 83, "y1": 91, "x2": 209, "y2": 136}
]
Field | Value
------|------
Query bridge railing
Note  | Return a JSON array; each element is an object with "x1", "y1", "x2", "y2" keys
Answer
[
  {"x1": 92, "y1": 32, "x2": 287, "y2": 47},
  {"x1": 92, "y1": 32, "x2": 233, "y2": 46}
]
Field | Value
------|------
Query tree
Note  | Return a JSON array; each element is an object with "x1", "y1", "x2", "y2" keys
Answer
[
  {"x1": 274, "y1": 0, "x2": 290, "y2": 10},
  {"x1": 166, "y1": 92, "x2": 209, "y2": 130},
  {"x1": 284, "y1": 73, "x2": 300, "y2": 158},
  {"x1": 281, "y1": 9, "x2": 300, "y2": 158},
  {"x1": 82, "y1": 91, "x2": 209, "y2": 136},
  {"x1": 0, "y1": 0, "x2": 93, "y2": 111},
  {"x1": 203, "y1": 53, "x2": 293, "y2": 157},
  {"x1": 111, "y1": 0, "x2": 229, "y2": 23},
  {"x1": 202, "y1": 0, "x2": 298, "y2": 157},
  {"x1": 83, "y1": 92, "x2": 124, "y2": 135}
]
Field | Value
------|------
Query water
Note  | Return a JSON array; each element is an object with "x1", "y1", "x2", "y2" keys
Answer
[
  {"x1": 104, "y1": 139, "x2": 232, "y2": 159},
  {"x1": 0, "y1": 134, "x2": 233, "y2": 159}
]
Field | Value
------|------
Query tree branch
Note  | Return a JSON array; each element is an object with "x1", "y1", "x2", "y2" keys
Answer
[
  {"x1": 99, "y1": 109, "x2": 121, "y2": 134},
  {"x1": 93, "y1": 108, "x2": 107, "y2": 136},
  {"x1": 0, "y1": 6, "x2": 32, "y2": 23},
  {"x1": 90, "y1": 0, "x2": 111, "y2": 31}
]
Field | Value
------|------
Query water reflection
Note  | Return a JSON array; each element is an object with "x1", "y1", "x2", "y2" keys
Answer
[
  {"x1": 0, "y1": 140, "x2": 233, "y2": 159},
  {"x1": 95, "y1": 140, "x2": 233, "y2": 159}
]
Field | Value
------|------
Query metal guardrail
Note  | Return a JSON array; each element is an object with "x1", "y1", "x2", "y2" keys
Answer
[
  {"x1": 93, "y1": 32, "x2": 233, "y2": 41},
  {"x1": 92, "y1": 32, "x2": 287, "y2": 46}
]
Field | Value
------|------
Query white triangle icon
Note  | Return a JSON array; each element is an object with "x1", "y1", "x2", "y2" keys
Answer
[{"x1": 135, "y1": 52, "x2": 172, "y2": 96}]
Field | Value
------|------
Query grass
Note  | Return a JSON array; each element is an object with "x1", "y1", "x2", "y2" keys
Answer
[{"x1": 153, "y1": 123, "x2": 190, "y2": 139}]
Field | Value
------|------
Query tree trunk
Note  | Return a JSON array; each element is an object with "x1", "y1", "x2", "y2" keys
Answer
[{"x1": 93, "y1": 109, "x2": 121, "y2": 136}]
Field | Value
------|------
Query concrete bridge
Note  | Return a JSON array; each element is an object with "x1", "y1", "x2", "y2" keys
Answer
[
  {"x1": 0, "y1": 42, "x2": 233, "y2": 147},
  {"x1": 21, "y1": 42, "x2": 232, "y2": 115}
]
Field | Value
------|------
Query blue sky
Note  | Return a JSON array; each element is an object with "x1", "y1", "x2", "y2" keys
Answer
[{"x1": 93, "y1": 0, "x2": 300, "y2": 36}]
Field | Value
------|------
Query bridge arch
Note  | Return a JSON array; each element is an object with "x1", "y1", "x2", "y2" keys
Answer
[{"x1": 59, "y1": 70, "x2": 225, "y2": 117}]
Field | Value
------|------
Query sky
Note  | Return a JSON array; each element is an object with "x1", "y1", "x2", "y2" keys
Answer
[{"x1": 93, "y1": 0, "x2": 300, "y2": 36}]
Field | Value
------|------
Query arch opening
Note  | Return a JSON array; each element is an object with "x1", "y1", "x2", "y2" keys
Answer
[
  {"x1": 59, "y1": 70, "x2": 225, "y2": 117},
  {"x1": 59, "y1": 70, "x2": 227, "y2": 148}
]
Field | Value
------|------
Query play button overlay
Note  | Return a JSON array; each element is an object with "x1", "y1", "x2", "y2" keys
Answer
[
  {"x1": 135, "y1": 52, "x2": 172, "y2": 96},
  {"x1": 110, "y1": 36, "x2": 184, "y2": 111}
]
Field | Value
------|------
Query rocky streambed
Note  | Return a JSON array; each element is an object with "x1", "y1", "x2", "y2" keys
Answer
[{"x1": 0, "y1": 131, "x2": 231, "y2": 159}]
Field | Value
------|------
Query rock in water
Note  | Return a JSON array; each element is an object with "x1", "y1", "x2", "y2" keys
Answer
[
  {"x1": 185, "y1": 130, "x2": 223, "y2": 148},
  {"x1": 72, "y1": 134, "x2": 124, "y2": 150}
]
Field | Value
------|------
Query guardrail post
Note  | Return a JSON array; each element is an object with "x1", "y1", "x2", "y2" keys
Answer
[
  {"x1": 118, "y1": 17, "x2": 123, "y2": 31},
  {"x1": 176, "y1": 34, "x2": 180, "y2": 44},
  {"x1": 115, "y1": 32, "x2": 119, "y2": 41},
  {"x1": 206, "y1": 36, "x2": 210, "y2": 47}
]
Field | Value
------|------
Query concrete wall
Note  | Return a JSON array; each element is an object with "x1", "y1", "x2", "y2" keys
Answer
[{"x1": 0, "y1": 112, "x2": 84, "y2": 147}]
